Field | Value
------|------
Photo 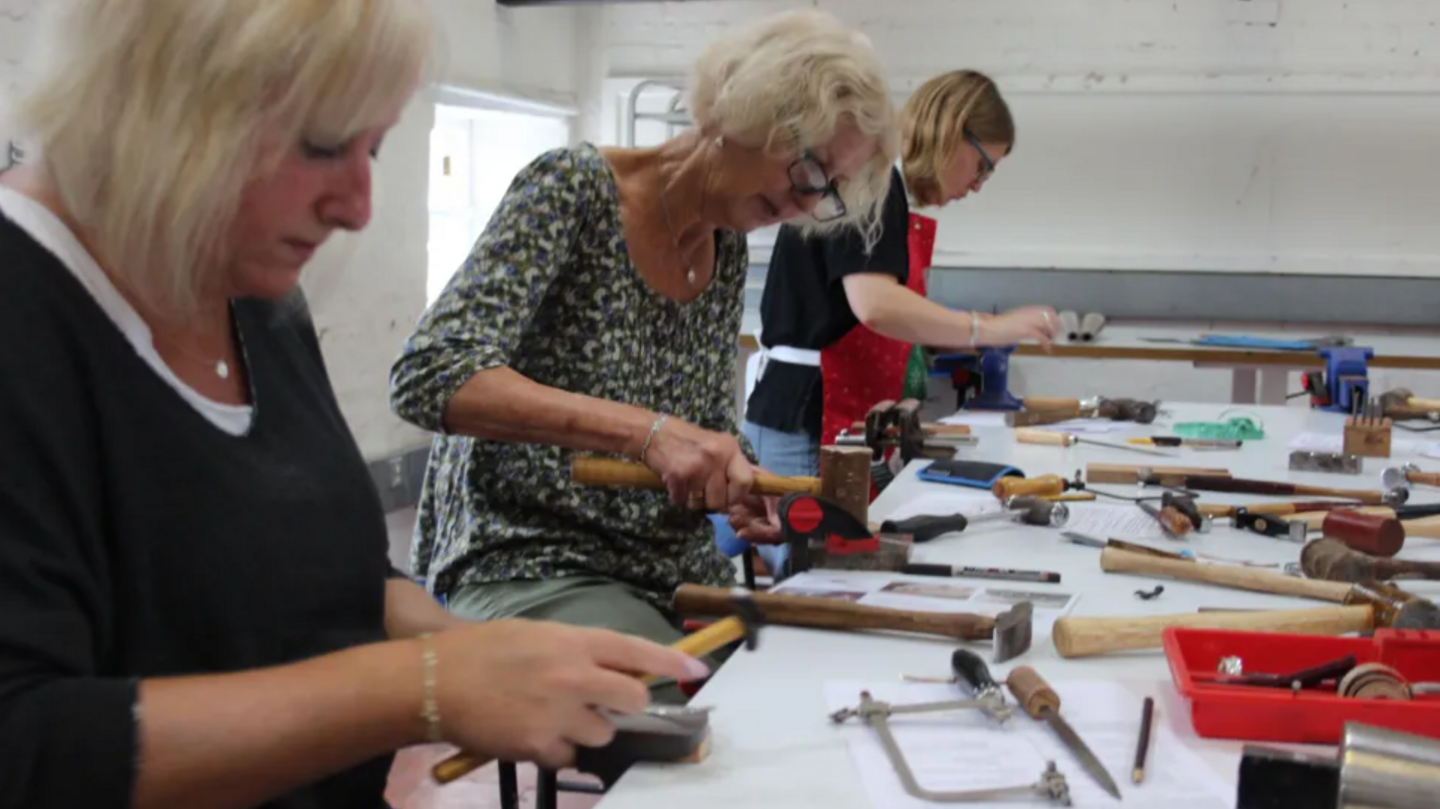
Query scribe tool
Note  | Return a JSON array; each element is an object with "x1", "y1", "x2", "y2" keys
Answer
[
  {"x1": 1015, "y1": 428, "x2": 1177, "y2": 458},
  {"x1": 1007, "y1": 666, "x2": 1123, "y2": 801}
]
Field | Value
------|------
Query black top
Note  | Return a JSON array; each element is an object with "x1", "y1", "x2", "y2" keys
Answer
[
  {"x1": 745, "y1": 167, "x2": 911, "y2": 437},
  {"x1": 0, "y1": 214, "x2": 395, "y2": 809}
]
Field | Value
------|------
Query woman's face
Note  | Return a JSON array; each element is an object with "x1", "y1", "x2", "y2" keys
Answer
[
  {"x1": 935, "y1": 135, "x2": 1008, "y2": 205},
  {"x1": 225, "y1": 99, "x2": 407, "y2": 301},
  {"x1": 707, "y1": 123, "x2": 878, "y2": 233}
]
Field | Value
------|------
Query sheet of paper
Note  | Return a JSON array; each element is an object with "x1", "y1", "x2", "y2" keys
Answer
[
  {"x1": 824, "y1": 680, "x2": 1233, "y2": 809},
  {"x1": 1289, "y1": 430, "x2": 1432, "y2": 457},
  {"x1": 877, "y1": 491, "x2": 1003, "y2": 523},
  {"x1": 1058, "y1": 502, "x2": 1169, "y2": 541}
]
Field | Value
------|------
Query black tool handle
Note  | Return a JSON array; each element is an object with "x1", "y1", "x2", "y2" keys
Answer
[
  {"x1": 1234, "y1": 508, "x2": 1296, "y2": 538},
  {"x1": 880, "y1": 513, "x2": 969, "y2": 543},
  {"x1": 951, "y1": 649, "x2": 999, "y2": 695}
]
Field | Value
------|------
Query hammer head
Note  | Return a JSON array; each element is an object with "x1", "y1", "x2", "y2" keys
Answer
[
  {"x1": 992, "y1": 601, "x2": 1034, "y2": 663},
  {"x1": 1381, "y1": 463, "x2": 1419, "y2": 492},
  {"x1": 1346, "y1": 580, "x2": 1440, "y2": 630},
  {"x1": 728, "y1": 588, "x2": 764, "y2": 651}
]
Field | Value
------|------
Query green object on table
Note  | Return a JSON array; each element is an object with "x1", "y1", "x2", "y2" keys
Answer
[
  {"x1": 901, "y1": 344, "x2": 929, "y2": 401},
  {"x1": 1172, "y1": 417, "x2": 1265, "y2": 441}
]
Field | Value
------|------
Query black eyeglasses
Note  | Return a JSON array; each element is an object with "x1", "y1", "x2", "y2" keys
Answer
[
  {"x1": 787, "y1": 151, "x2": 846, "y2": 222},
  {"x1": 966, "y1": 132, "x2": 996, "y2": 183}
]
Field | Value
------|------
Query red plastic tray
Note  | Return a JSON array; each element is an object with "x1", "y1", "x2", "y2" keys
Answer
[{"x1": 1162, "y1": 626, "x2": 1440, "y2": 744}]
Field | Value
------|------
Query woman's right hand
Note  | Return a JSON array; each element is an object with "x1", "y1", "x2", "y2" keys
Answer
[
  {"x1": 641, "y1": 417, "x2": 755, "y2": 511},
  {"x1": 428, "y1": 619, "x2": 710, "y2": 768},
  {"x1": 977, "y1": 305, "x2": 1060, "y2": 348}
]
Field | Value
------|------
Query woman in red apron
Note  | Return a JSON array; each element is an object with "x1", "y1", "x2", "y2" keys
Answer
[{"x1": 741, "y1": 70, "x2": 1059, "y2": 577}]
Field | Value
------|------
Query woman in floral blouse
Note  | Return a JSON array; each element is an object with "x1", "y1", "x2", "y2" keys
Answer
[{"x1": 390, "y1": 10, "x2": 898, "y2": 697}]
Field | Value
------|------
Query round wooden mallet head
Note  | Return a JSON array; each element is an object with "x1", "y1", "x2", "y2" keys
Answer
[{"x1": 1322, "y1": 510, "x2": 1405, "y2": 558}]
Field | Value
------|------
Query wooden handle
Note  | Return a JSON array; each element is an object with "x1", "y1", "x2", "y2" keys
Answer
[
  {"x1": 433, "y1": 753, "x2": 490, "y2": 784},
  {"x1": 1408, "y1": 469, "x2": 1440, "y2": 487},
  {"x1": 1291, "y1": 483, "x2": 1390, "y2": 505},
  {"x1": 1051, "y1": 605, "x2": 1376, "y2": 658},
  {"x1": 1005, "y1": 665, "x2": 1060, "y2": 719},
  {"x1": 1157, "y1": 506, "x2": 1193, "y2": 537},
  {"x1": 924, "y1": 423, "x2": 973, "y2": 436},
  {"x1": 673, "y1": 584, "x2": 997, "y2": 640},
  {"x1": 1403, "y1": 513, "x2": 1440, "y2": 539},
  {"x1": 1408, "y1": 395, "x2": 1440, "y2": 411},
  {"x1": 1014, "y1": 428, "x2": 1074, "y2": 447},
  {"x1": 1100, "y1": 546, "x2": 1355, "y2": 602},
  {"x1": 667, "y1": 616, "x2": 747, "y2": 662},
  {"x1": 1202, "y1": 500, "x2": 1368, "y2": 519},
  {"x1": 992, "y1": 475, "x2": 1066, "y2": 500},
  {"x1": 569, "y1": 457, "x2": 822, "y2": 497},
  {"x1": 1021, "y1": 396, "x2": 1081, "y2": 414},
  {"x1": 1085, "y1": 463, "x2": 1231, "y2": 485}
]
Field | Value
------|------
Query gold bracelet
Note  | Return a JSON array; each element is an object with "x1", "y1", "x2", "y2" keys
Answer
[{"x1": 419, "y1": 633, "x2": 441, "y2": 743}]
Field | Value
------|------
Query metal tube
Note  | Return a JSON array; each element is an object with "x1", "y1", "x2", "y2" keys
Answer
[{"x1": 1340, "y1": 723, "x2": 1440, "y2": 809}]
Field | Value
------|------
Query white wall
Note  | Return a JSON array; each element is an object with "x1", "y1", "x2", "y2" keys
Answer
[
  {"x1": 596, "y1": 0, "x2": 1440, "y2": 278},
  {"x1": 0, "y1": 0, "x2": 582, "y2": 462}
]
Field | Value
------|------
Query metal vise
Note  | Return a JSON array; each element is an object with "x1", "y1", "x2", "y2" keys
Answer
[{"x1": 836, "y1": 398, "x2": 977, "y2": 464}]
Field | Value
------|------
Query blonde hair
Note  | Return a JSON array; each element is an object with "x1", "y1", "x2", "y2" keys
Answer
[
  {"x1": 688, "y1": 9, "x2": 899, "y2": 250},
  {"x1": 901, "y1": 70, "x2": 1014, "y2": 207},
  {"x1": 19, "y1": 0, "x2": 435, "y2": 322}
]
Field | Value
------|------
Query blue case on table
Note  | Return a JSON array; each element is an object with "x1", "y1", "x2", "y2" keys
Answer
[{"x1": 916, "y1": 459, "x2": 1023, "y2": 490}]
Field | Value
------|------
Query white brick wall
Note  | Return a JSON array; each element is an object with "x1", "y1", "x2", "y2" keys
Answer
[{"x1": 596, "y1": 0, "x2": 1440, "y2": 279}]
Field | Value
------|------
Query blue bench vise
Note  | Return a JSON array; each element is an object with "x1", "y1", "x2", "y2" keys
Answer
[
  {"x1": 1302, "y1": 347, "x2": 1374, "y2": 414},
  {"x1": 931, "y1": 347, "x2": 1023, "y2": 411}
]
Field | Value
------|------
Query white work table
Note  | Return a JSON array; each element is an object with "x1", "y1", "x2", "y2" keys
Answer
[
  {"x1": 1009, "y1": 324, "x2": 1440, "y2": 405},
  {"x1": 597, "y1": 403, "x2": 1440, "y2": 809}
]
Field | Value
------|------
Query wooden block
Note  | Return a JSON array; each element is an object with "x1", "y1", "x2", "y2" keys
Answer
[
  {"x1": 820, "y1": 445, "x2": 872, "y2": 525},
  {"x1": 1343, "y1": 416, "x2": 1392, "y2": 458},
  {"x1": 1085, "y1": 463, "x2": 1232, "y2": 485}
]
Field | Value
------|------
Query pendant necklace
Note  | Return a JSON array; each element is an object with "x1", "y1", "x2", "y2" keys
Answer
[{"x1": 659, "y1": 180, "x2": 698, "y2": 288}]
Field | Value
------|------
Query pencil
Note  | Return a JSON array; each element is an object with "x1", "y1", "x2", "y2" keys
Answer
[{"x1": 1133, "y1": 696, "x2": 1155, "y2": 784}]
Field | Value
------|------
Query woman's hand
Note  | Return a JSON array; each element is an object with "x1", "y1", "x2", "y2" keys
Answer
[
  {"x1": 642, "y1": 418, "x2": 755, "y2": 511},
  {"x1": 727, "y1": 493, "x2": 782, "y2": 545},
  {"x1": 430, "y1": 619, "x2": 709, "y2": 769},
  {"x1": 978, "y1": 305, "x2": 1060, "y2": 348}
]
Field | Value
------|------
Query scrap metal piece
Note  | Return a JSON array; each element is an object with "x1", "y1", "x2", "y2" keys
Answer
[
  {"x1": 832, "y1": 691, "x2": 1072, "y2": 805},
  {"x1": 1290, "y1": 450, "x2": 1364, "y2": 476}
]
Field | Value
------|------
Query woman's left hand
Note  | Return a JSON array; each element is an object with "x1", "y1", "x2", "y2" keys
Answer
[{"x1": 727, "y1": 493, "x2": 782, "y2": 545}]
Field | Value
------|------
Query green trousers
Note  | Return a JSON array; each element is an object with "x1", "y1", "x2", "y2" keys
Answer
[{"x1": 447, "y1": 576, "x2": 730, "y2": 705}]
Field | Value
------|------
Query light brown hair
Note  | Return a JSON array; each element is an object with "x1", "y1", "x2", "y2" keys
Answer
[{"x1": 901, "y1": 70, "x2": 1014, "y2": 207}]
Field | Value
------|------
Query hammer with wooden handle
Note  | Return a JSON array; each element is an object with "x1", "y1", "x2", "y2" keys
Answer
[
  {"x1": 1144, "y1": 472, "x2": 1407, "y2": 506},
  {"x1": 1053, "y1": 579, "x2": 1438, "y2": 658},
  {"x1": 1098, "y1": 546, "x2": 1355, "y2": 602},
  {"x1": 571, "y1": 456, "x2": 822, "y2": 497}
]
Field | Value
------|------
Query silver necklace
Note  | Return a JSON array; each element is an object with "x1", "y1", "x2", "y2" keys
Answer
[{"x1": 659, "y1": 184, "x2": 698, "y2": 287}]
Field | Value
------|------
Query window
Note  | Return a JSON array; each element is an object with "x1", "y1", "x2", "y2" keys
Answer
[{"x1": 427, "y1": 102, "x2": 572, "y2": 303}]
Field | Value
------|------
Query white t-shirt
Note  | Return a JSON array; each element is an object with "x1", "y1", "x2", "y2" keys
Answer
[{"x1": 0, "y1": 187, "x2": 254, "y2": 436}]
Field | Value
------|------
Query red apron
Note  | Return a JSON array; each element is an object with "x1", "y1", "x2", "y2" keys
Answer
[{"x1": 819, "y1": 212, "x2": 936, "y2": 494}]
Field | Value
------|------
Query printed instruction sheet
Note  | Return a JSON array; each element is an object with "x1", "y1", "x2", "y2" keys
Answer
[{"x1": 824, "y1": 679, "x2": 1232, "y2": 809}]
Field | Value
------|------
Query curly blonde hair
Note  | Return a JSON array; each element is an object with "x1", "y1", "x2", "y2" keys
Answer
[
  {"x1": 688, "y1": 9, "x2": 899, "y2": 251},
  {"x1": 902, "y1": 70, "x2": 1014, "y2": 207},
  {"x1": 19, "y1": 0, "x2": 434, "y2": 322}
]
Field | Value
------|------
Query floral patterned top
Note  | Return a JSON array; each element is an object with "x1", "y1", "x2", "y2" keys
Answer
[{"x1": 389, "y1": 143, "x2": 753, "y2": 609}]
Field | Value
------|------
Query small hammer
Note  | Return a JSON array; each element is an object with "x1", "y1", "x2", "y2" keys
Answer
[
  {"x1": 430, "y1": 588, "x2": 764, "y2": 785},
  {"x1": 1381, "y1": 461, "x2": 1440, "y2": 494},
  {"x1": 1377, "y1": 387, "x2": 1440, "y2": 421}
]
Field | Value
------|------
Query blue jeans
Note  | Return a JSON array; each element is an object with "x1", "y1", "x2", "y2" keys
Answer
[{"x1": 713, "y1": 421, "x2": 819, "y2": 576}]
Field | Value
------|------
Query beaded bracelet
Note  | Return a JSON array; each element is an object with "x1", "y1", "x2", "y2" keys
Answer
[
  {"x1": 640, "y1": 414, "x2": 668, "y2": 466},
  {"x1": 419, "y1": 633, "x2": 441, "y2": 743}
]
